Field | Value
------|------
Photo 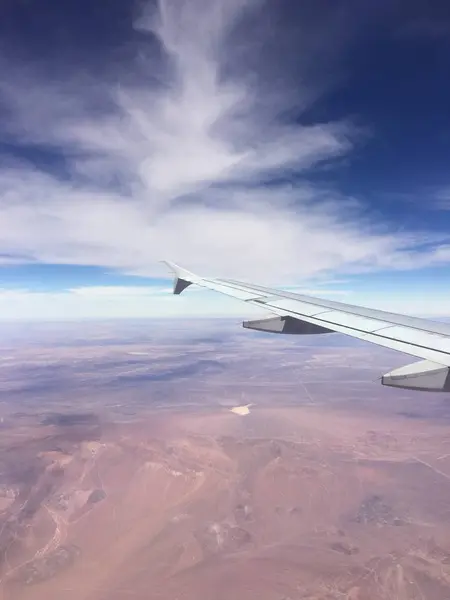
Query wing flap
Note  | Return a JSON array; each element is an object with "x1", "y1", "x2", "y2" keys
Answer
[
  {"x1": 261, "y1": 298, "x2": 336, "y2": 316},
  {"x1": 309, "y1": 310, "x2": 390, "y2": 332},
  {"x1": 373, "y1": 325, "x2": 450, "y2": 352}
]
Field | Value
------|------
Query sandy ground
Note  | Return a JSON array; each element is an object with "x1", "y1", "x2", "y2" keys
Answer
[{"x1": 1, "y1": 404, "x2": 450, "y2": 599}]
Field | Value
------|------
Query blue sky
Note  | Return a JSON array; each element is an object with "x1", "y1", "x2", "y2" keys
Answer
[{"x1": 0, "y1": 0, "x2": 450, "y2": 319}]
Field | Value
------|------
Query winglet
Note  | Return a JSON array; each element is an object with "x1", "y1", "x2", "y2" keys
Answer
[{"x1": 161, "y1": 261, "x2": 198, "y2": 295}]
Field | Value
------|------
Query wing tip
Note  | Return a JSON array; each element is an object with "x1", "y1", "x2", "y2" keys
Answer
[{"x1": 161, "y1": 260, "x2": 196, "y2": 295}]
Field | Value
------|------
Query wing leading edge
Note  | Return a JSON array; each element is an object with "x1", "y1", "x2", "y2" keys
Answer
[{"x1": 163, "y1": 261, "x2": 450, "y2": 392}]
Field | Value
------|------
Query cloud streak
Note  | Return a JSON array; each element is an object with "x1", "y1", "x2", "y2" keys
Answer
[
  {"x1": 0, "y1": 0, "x2": 450, "y2": 285},
  {"x1": 2, "y1": 283, "x2": 450, "y2": 321},
  {"x1": 431, "y1": 187, "x2": 450, "y2": 211}
]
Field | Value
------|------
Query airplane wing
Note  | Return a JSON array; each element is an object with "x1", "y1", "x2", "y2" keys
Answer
[{"x1": 163, "y1": 261, "x2": 450, "y2": 392}]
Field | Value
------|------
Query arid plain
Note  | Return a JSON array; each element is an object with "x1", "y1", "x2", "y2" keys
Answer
[{"x1": 1, "y1": 319, "x2": 450, "y2": 599}]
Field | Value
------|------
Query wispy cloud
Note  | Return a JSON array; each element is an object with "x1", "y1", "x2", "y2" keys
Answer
[
  {"x1": 379, "y1": 187, "x2": 450, "y2": 214},
  {"x1": 0, "y1": 0, "x2": 450, "y2": 285},
  {"x1": 431, "y1": 187, "x2": 450, "y2": 210}
]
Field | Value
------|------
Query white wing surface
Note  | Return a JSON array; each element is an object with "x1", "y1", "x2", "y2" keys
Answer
[{"x1": 163, "y1": 261, "x2": 450, "y2": 392}]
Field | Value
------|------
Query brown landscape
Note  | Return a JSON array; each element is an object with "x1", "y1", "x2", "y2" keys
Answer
[
  {"x1": 1, "y1": 319, "x2": 450, "y2": 599},
  {"x1": 3, "y1": 405, "x2": 450, "y2": 599}
]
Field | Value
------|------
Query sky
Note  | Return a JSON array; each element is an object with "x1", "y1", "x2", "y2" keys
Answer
[{"x1": 0, "y1": 0, "x2": 450, "y2": 320}]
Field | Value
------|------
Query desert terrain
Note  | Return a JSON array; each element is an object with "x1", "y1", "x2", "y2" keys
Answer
[{"x1": 1, "y1": 319, "x2": 450, "y2": 598}]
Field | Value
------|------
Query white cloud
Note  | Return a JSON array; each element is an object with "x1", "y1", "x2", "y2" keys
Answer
[
  {"x1": 69, "y1": 285, "x2": 172, "y2": 297},
  {"x1": 0, "y1": 289, "x2": 32, "y2": 299},
  {"x1": 0, "y1": 287, "x2": 259, "y2": 320},
  {"x1": 1, "y1": 284, "x2": 450, "y2": 321},
  {"x1": 282, "y1": 287, "x2": 349, "y2": 296},
  {"x1": 0, "y1": 280, "x2": 352, "y2": 321},
  {"x1": 0, "y1": 0, "x2": 449, "y2": 290}
]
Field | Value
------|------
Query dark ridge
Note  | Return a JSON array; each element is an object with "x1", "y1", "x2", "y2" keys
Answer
[
  {"x1": 115, "y1": 359, "x2": 226, "y2": 383},
  {"x1": 41, "y1": 413, "x2": 99, "y2": 427},
  {"x1": 88, "y1": 489, "x2": 106, "y2": 504}
]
